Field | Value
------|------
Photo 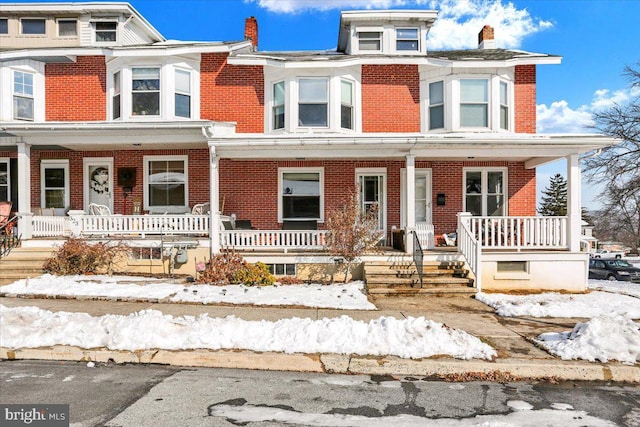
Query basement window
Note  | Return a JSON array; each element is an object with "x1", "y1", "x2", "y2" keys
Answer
[
  {"x1": 130, "y1": 247, "x2": 162, "y2": 261},
  {"x1": 497, "y1": 261, "x2": 528, "y2": 273},
  {"x1": 267, "y1": 263, "x2": 296, "y2": 276}
]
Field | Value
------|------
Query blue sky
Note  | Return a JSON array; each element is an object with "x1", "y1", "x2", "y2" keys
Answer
[{"x1": 12, "y1": 0, "x2": 640, "y2": 209}]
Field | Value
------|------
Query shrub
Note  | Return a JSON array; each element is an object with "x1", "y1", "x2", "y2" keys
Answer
[
  {"x1": 196, "y1": 249, "x2": 274, "y2": 286},
  {"x1": 277, "y1": 276, "x2": 304, "y2": 285},
  {"x1": 43, "y1": 239, "x2": 130, "y2": 276}
]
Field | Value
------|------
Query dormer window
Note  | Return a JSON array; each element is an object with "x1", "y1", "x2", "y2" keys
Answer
[
  {"x1": 57, "y1": 19, "x2": 77, "y2": 37},
  {"x1": 358, "y1": 32, "x2": 381, "y2": 51},
  {"x1": 21, "y1": 18, "x2": 45, "y2": 35},
  {"x1": 95, "y1": 21, "x2": 117, "y2": 42},
  {"x1": 460, "y1": 79, "x2": 488, "y2": 128},
  {"x1": 396, "y1": 28, "x2": 419, "y2": 51}
]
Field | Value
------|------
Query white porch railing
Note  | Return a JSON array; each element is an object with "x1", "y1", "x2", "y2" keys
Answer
[
  {"x1": 415, "y1": 222, "x2": 435, "y2": 250},
  {"x1": 457, "y1": 213, "x2": 482, "y2": 291},
  {"x1": 220, "y1": 230, "x2": 328, "y2": 251},
  {"x1": 81, "y1": 215, "x2": 209, "y2": 236},
  {"x1": 467, "y1": 216, "x2": 568, "y2": 250},
  {"x1": 32, "y1": 216, "x2": 70, "y2": 237}
]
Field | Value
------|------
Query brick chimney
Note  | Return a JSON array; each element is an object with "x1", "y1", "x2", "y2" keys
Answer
[
  {"x1": 244, "y1": 16, "x2": 258, "y2": 50},
  {"x1": 478, "y1": 25, "x2": 495, "y2": 49}
]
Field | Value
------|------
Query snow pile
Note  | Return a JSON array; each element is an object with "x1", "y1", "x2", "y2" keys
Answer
[
  {"x1": 0, "y1": 305, "x2": 496, "y2": 360},
  {"x1": 0, "y1": 275, "x2": 375, "y2": 310},
  {"x1": 536, "y1": 315, "x2": 640, "y2": 365},
  {"x1": 475, "y1": 291, "x2": 640, "y2": 318}
]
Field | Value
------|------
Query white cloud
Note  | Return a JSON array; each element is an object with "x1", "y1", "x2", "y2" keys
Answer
[
  {"x1": 247, "y1": 0, "x2": 552, "y2": 49},
  {"x1": 537, "y1": 85, "x2": 639, "y2": 134}
]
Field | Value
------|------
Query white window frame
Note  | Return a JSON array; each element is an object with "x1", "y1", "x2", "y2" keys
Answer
[
  {"x1": 112, "y1": 71, "x2": 121, "y2": 120},
  {"x1": 462, "y1": 167, "x2": 508, "y2": 216},
  {"x1": 395, "y1": 27, "x2": 419, "y2": 52},
  {"x1": 278, "y1": 167, "x2": 324, "y2": 223},
  {"x1": 12, "y1": 70, "x2": 34, "y2": 121},
  {"x1": 357, "y1": 31, "x2": 382, "y2": 52},
  {"x1": 56, "y1": 18, "x2": 77, "y2": 37},
  {"x1": 94, "y1": 21, "x2": 118, "y2": 43},
  {"x1": 0, "y1": 158, "x2": 10, "y2": 202},
  {"x1": 340, "y1": 78, "x2": 354, "y2": 130},
  {"x1": 428, "y1": 80, "x2": 444, "y2": 131},
  {"x1": 400, "y1": 168, "x2": 432, "y2": 228},
  {"x1": 297, "y1": 77, "x2": 329, "y2": 128},
  {"x1": 174, "y1": 68, "x2": 192, "y2": 118},
  {"x1": 20, "y1": 18, "x2": 46, "y2": 35},
  {"x1": 143, "y1": 155, "x2": 189, "y2": 212},
  {"x1": 272, "y1": 80, "x2": 285, "y2": 130},
  {"x1": 500, "y1": 80, "x2": 509, "y2": 130},
  {"x1": 459, "y1": 78, "x2": 489, "y2": 128},
  {"x1": 40, "y1": 159, "x2": 70, "y2": 213},
  {"x1": 356, "y1": 168, "x2": 387, "y2": 233},
  {"x1": 132, "y1": 67, "x2": 161, "y2": 117}
]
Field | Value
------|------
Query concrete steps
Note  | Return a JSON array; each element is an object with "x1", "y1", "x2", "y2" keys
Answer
[
  {"x1": 0, "y1": 247, "x2": 53, "y2": 285},
  {"x1": 364, "y1": 261, "x2": 475, "y2": 295}
]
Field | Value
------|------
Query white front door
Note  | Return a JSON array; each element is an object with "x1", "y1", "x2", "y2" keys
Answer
[
  {"x1": 356, "y1": 169, "x2": 387, "y2": 234},
  {"x1": 401, "y1": 168, "x2": 432, "y2": 227},
  {"x1": 84, "y1": 158, "x2": 114, "y2": 212}
]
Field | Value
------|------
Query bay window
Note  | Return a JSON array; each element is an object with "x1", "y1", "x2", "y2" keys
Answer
[
  {"x1": 500, "y1": 81, "x2": 509, "y2": 130},
  {"x1": 13, "y1": 70, "x2": 34, "y2": 121},
  {"x1": 279, "y1": 168, "x2": 323, "y2": 221},
  {"x1": 132, "y1": 67, "x2": 160, "y2": 116},
  {"x1": 273, "y1": 81, "x2": 285, "y2": 130},
  {"x1": 112, "y1": 71, "x2": 121, "y2": 119},
  {"x1": 298, "y1": 78, "x2": 328, "y2": 127},
  {"x1": 428, "y1": 80, "x2": 444, "y2": 130},
  {"x1": 464, "y1": 169, "x2": 506, "y2": 216},
  {"x1": 341, "y1": 79, "x2": 354, "y2": 130},
  {"x1": 144, "y1": 156, "x2": 188, "y2": 211}
]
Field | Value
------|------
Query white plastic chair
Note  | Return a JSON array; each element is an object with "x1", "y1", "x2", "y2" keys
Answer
[
  {"x1": 191, "y1": 202, "x2": 210, "y2": 215},
  {"x1": 88, "y1": 203, "x2": 111, "y2": 216}
]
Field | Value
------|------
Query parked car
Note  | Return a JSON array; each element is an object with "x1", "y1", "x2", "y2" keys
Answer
[
  {"x1": 589, "y1": 258, "x2": 640, "y2": 282},
  {"x1": 591, "y1": 249, "x2": 625, "y2": 259}
]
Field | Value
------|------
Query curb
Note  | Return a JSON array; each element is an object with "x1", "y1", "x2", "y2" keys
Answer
[{"x1": 2, "y1": 346, "x2": 638, "y2": 383}]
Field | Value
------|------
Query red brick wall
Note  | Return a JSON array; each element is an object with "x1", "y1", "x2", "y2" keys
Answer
[
  {"x1": 200, "y1": 53, "x2": 264, "y2": 133},
  {"x1": 31, "y1": 149, "x2": 209, "y2": 214},
  {"x1": 361, "y1": 65, "x2": 420, "y2": 132},
  {"x1": 514, "y1": 64, "x2": 536, "y2": 133},
  {"x1": 45, "y1": 56, "x2": 107, "y2": 121}
]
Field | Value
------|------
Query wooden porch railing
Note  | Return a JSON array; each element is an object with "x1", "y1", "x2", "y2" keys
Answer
[
  {"x1": 457, "y1": 213, "x2": 482, "y2": 291},
  {"x1": 220, "y1": 230, "x2": 327, "y2": 251},
  {"x1": 467, "y1": 216, "x2": 568, "y2": 250},
  {"x1": 81, "y1": 215, "x2": 209, "y2": 236},
  {"x1": 32, "y1": 216, "x2": 70, "y2": 237}
]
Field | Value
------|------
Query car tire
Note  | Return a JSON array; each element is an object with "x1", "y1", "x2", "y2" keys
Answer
[
  {"x1": 615, "y1": 254, "x2": 622, "y2": 259},
  {"x1": 607, "y1": 274, "x2": 617, "y2": 281}
]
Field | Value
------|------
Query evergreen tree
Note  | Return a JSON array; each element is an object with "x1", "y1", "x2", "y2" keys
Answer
[{"x1": 539, "y1": 173, "x2": 567, "y2": 216}]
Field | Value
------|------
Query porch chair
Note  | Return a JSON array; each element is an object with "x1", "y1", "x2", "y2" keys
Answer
[
  {"x1": 88, "y1": 203, "x2": 112, "y2": 216},
  {"x1": 0, "y1": 201, "x2": 14, "y2": 235},
  {"x1": 191, "y1": 202, "x2": 210, "y2": 215},
  {"x1": 442, "y1": 232, "x2": 457, "y2": 246}
]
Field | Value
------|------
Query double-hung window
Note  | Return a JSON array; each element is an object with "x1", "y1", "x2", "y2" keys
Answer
[
  {"x1": 13, "y1": 71, "x2": 34, "y2": 121},
  {"x1": 112, "y1": 71, "x2": 121, "y2": 119},
  {"x1": 132, "y1": 67, "x2": 160, "y2": 116},
  {"x1": 272, "y1": 81, "x2": 285, "y2": 130},
  {"x1": 460, "y1": 79, "x2": 489, "y2": 127},
  {"x1": 298, "y1": 78, "x2": 328, "y2": 127},
  {"x1": 145, "y1": 156, "x2": 188, "y2": 211},
  {"x1": 428, "y1": 80, "x2": 444, "y2": 130},
  {"x1": 175, "y1": 69, "x2": 191, "y2": 118},
  {"x1": 21, "y1": 18, "x2": 45, "y2": 35},
  {"x1": 0, "y1": 160, "x2": 9, "y2": 201},
  {"x1": 358, "y1": 32, "x2": 381, "y2": 51},
  {"x1": 95, "y1": 21, "x2": 117, "y2": 42},
  {"x1": 280, "y1": 168, "x2": 323, "y2": 221},
  {"x1": 41, "y1": 160, "x2": 69, "y2": 212},
  {"x1": 57, "y1": 19, "x2": 77, "y2": 37},
  {"x1": 464, "y1": 169, "x2": 506, "y2": 216},
  {"x1": 396, "y1": 28, "x2": 419, "y2": 51},
  {"x1": 500, "y1": 81, "x2": 509, "y2": 130},
  {"x1": 341, "y1": 79, "x2": 354, "y2": 130}
]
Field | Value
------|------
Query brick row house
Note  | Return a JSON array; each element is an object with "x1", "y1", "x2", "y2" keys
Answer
[{"x1": 0, "y1": 3, "x2": 614, "y2": 290}]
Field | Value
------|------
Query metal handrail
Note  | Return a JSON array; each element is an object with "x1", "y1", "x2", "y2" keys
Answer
[
  {"x1": 412, "y1": 230, "x2": 423, "y2": 287},
  {"x1": 0, "y1": 214, "x2": 21, "y2": 258}
]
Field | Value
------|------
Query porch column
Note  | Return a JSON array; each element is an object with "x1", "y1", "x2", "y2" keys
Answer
[
  {"x1": 17, "y1": 142, "x2": 32, "y2": 239},
  {"x1": 566, "y1": 154, "x2": 581, "y2": 252},
  {"x1": 405, "y1": 154, "x2": 416, "y2": 253},
  {"x1": 209, "y1": 146, "x2": 221, "y2": 255}
]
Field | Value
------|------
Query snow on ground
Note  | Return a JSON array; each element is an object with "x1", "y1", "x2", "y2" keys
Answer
[
  {"x1": 588, "y1": 278, "x2": 640, "y2": 298},
  {"x1": 0, "y1": 305, "x2": 496, "y2": 360},
  {"x1": 536, "y1": 315, "x2": 640, "y2": 365},
  {"x1": 0, "y1": 274, "x2": 376, "y2": 310},
  {"x1": 475, "y1": 290, "x2": 640, "y2": 318}
]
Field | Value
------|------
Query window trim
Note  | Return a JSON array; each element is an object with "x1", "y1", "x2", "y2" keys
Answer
[
  {"x1": 499, "y1": 80, "x2": 509, "y2": 130},
  {"x1": 395, "y1": 27, "x2": 420, "y2": 52},
  {"x1": 278, "y1": 167, "x2": 324, "y2": 223},
  {"x1": 459, "y1": 78, "x2": 489, "y2": 128},
  {"x1": 93, "y1": 20, "x2": 118, "y2": 43},
  {"x1": 56, "y1": 18, "x2": 77, "y2": 37},
  {"x1": 131, "y1": 66, "x2": 161, "y2": 117},
  {"x1": 174, "y1": 68, "x2": 192, "y2": 118},
  {"x1": 40, "y1": 159, "x2": 70, "y2": 212},
  {"x1": 143, "y1": 155, "x2": 189, "y2": 212},
  {"x1": 0, "y1": 158, "x2": 10, "y2": 202},
  {"x1": 272, "y1": 80, "x2": 285, "y2": 130},
  {"x1": 357, "y1": 31, "x2": 382, "y2": 52},
  {"x1": 297, "y1": 77, "x2": 329, "y2": 128},
  {"x1": 462, "y1": 167, "x2": 508, "y2": 216},
  {"x1": 428, "y1": 80, "x2": 444, "y2": 130},
  {"x1": 112, "y1": 71, "x2": 121, "y2": 120},
  {"x1": 340, "y1": 78, "x2": 354, "y2": 130},
  {"x1": 12, "y1": 70, "x2": 34, "y2": 121},
  {"x1": 20, "y1": 18, "x2": 46, "y2": 35}
]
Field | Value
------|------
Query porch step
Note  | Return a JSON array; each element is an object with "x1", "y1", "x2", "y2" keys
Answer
[
  {"x1": 363, "y1": 260, "x2": 475, "y2": 295},
  {"x1": 0, "y1": 247, "x2": 53, "y2": 285}
]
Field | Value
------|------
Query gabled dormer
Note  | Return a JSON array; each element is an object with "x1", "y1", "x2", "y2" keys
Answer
[{"x1": 337, "y1": 10, "x2": 437, "y2": 56}]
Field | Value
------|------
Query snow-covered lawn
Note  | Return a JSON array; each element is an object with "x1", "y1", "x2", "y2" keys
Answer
[
  {"x1": 0, "y1": 274, "x2": 376, "y2": 310},
  {"x1": 0, "y1": 305, "x2": 496, "y2": 360},
  {"x1": 588, "y1": 278, "x2": 640, "y2": 298}
]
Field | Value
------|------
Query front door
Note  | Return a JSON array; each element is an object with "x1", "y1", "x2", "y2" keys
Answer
[
  {"x1": 84, "y1": 158, "x2": 113, "y2": 212},
  {"x1": 401, "y1": 168, "x2": 432, "y2": 227},
  {"x1": 357, "y1": 169, "x2": 386, "y2": 235}
]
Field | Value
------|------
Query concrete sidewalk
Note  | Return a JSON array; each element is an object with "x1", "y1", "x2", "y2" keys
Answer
[{"x1": 1, "y1": 294, "x2": 638, "y2": 382}]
